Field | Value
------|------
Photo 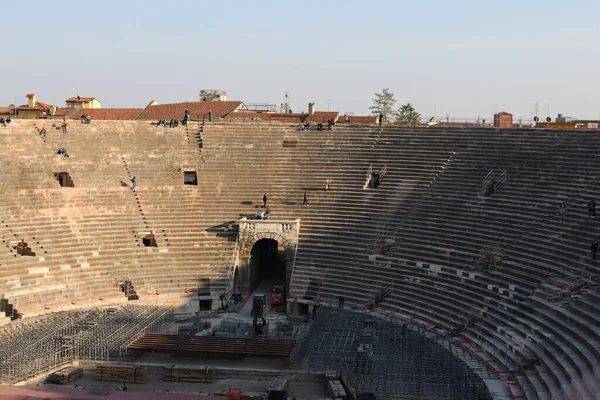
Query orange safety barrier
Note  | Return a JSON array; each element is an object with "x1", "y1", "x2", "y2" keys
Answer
[{"x1": 226, "y1": 388, "x2": 242, "y2": 400}]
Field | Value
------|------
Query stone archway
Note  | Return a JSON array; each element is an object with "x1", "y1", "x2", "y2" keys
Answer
[{"x1": 235, "y1": 220, "x2": 300, "y2": 295}]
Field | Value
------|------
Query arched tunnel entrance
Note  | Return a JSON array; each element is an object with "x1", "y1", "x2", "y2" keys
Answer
[{"x1": 249, "y1": 238, "x2": 286, "y2": 292}]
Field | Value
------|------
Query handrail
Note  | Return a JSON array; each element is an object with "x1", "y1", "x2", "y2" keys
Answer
[
  {"x1": 363, "y1": 164, "x2": 373, "y2": 189},
  {"x1": 225, "y1": 232, "x2": 240, "y2": 298},
  {"x1": 379, "y1": 164, "x2": 388, "y2": 181},
  {"x1": 287, "y1": 220, "x2": 302, "y2": 298}
]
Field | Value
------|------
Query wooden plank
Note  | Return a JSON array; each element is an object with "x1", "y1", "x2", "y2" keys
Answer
[
  {"x1": 46, "y1": 367, "x2": 83, "y2": 384},
  {"x1": 163, "y1": 366, "x2": 215, "y2": 383},
  {"x1": 96, "y1": 365, "x2": 147, "y2": 383},
  {"x1": 127, "y1": 333, "x2": 296, "y2": 360}
]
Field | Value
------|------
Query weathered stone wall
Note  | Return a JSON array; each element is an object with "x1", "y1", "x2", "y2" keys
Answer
[{"x1": 235, "y1": 219, "x2": 300, "y2": 293}]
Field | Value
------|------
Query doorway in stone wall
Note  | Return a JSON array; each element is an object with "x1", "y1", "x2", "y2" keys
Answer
[
  {"x1": 142, "y1": 233, "x2": 157, "y2": 247},
  {"x1": 184, "y1": 170, "x2": 198, "y2": 186},
  {"x1": 54, "y1": 172, "x2": 74, "y2": 187}
]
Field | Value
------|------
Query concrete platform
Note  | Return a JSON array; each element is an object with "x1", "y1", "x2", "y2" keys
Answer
[{"x1": 22, "y1": 367, "x2": 329, "y2": 399}]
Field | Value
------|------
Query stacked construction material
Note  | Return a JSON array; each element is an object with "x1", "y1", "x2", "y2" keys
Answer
[
  {"x1": 45, "y1": 367, "x2": 84, "y2": 384},
  {"x1": 96, "y1": 365, "x2": 147, "y2": 383},
  {"x1": 163, "y1": 366, "x2": 216, "y2": 383},
  {"x1": 128, "y1": 333, "x2": 295, "y2": 360}
]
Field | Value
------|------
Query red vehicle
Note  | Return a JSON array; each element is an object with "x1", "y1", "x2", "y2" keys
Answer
[{"x1": 271, "y1": 282, "x2": 285, "y2": 305}]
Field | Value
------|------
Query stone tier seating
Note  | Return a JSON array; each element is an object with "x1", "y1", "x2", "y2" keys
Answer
[
  {"x1": 275, "y1": 125, "x2": 600, "y2": 400},
  {"x1": 1, "y1": 120, "x2": 599, "y2": 399},
  {"x1": 0, "y1": 120, "x2": 228, "y2": 318}
]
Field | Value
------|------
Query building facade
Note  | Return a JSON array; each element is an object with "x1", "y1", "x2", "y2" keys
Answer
[
  {"x1": 494, "y1": 112, "x2": 513, "y2": 127},
  {"x1": 65, "y1": 97, "x2": 102, "y2": 109}
]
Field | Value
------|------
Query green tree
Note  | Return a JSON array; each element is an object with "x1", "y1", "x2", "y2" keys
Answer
[
  {"x1": 369, "y1": 88, "x2": 397, "y2": 124},
  {"x1": 396, "y1": 103, "x2": 421, "y2": 126}
]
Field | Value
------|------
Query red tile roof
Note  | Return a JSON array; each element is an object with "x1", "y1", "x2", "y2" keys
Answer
[
  {"x1": 0, "y1": 107, "x2": 10, "y2": 115},
  {"x1": 337, "y1": 115, "x2": 378, "y2": 124},
  {"x1": 438, "y1": 122, "x2": 481, "y2": 127},
  {"x1": 66, "y1": 97, "x2": 96, "y2": 102},
  {"x1": 305, "y1": 111, "x2": 340, "y2": 123},
  {"x1": 136, "y1": 101, "x2": 243, "y2": 121},
  {"x1": 72, "y1": 108, "x2": 143, "y2": 120},
  {"x1": 16, "y1": 101, "x2": 55, "y2": 111},
  {"x1": 54, "y1": 107, "x2": 71, "y2": 117},
  {"x1": 227, "y1": 112, "x2": 307, "y2": 124}
]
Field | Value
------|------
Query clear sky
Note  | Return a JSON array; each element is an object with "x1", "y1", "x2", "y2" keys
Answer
[{"x1": 1, "y1": 0, "x2": 599, "y2": 121}]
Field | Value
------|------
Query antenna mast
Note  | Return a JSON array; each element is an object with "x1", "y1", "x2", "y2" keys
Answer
[{"x1": 281, "y1": 91, "x2": 290, "y2": 113}]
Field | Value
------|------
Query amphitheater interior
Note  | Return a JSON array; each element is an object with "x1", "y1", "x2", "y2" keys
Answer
[{"x1": 0, "y1": 119, "x2": 599, "y2": 400}]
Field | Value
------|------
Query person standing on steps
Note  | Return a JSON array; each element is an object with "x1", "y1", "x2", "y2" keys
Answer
[
  {"x1": 592, "y1": 239, "x2": 598, "y2": 260},
  {"x1": 131, "y1": 177, "x2": 137, "y2": 191},
  {"x1": 338, "y1": 296, "x2": 345, "y2": 309},
  {"x1": 325, "y1": 178, "x2": 331, "y2": 192},
  {"x1": 558, "y1": 202, "x2": 567, "y2": 223},
  {"x1": 262, "y1": 193, "x2": 268, "y2": 208},
  {"x1": 588, "y1": 200, "x2": 596, "y2": 219},
  {"x1": 379, "y1": 113, "x2": 383, "y2": 128},
  {"x1": 303, "y1": 191, "x2": 308, "y2": 206}
]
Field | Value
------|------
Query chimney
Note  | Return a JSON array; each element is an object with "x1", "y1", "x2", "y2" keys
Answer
[
  {"x1": 26, "y1": 94, "x2": 36, "y2": 108},
  {"x1": 308, "y1": 102, "x2": 315, "y2": 115}
]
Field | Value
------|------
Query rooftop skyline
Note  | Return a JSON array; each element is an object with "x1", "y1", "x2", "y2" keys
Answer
[{"x1": 2, "y1": 0, "x2": 599, "y2": 121}]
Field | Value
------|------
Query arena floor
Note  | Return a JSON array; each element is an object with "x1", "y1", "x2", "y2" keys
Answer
[{"x1": 4, "y1": 296, "x2": 515, "y2": 399}]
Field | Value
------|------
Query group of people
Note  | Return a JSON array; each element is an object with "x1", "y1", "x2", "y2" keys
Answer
[
  {"x1": 253, "y1": 193, "x2": 271, "y2": 219},
  {"x1": 80, "y1": 114, "x2": 92, "y2": 124},
  {"x1": 155, "y1": 119, "x2": 180, "y2": 128},
  {"x1": 296, "y1": 119, "x2": 335, "y2": 131},
  {"x1": 327, "y1": 118, "x2": 336, "y2": 130},
  {"x1": 61, "y1": 119, "x2": 68, "y2": 133},
  {"x1": 255, "y1": 207, "x2": 271, "y2": 220},
  {"x1": 39, "y1": 127, "x2": 47, "y2": 137},
  {"x1": 257, "y1": 184, "x2": 326, "y2": 212},
  {"x1": 56, "y1": 147, "x2": 69, "y2": 157},
  {"x1": 0, "y1": 117, "x2": 12, "y2": 127},
  {"x1": 297, "y1": 122, "x2": 311, "y2": 131},
  {"x1": 154, "y1": 109, "x2": 216, "y2": 127},
  {"x1": 558, "y1": 200, "x2": 596, "y2": 223}
]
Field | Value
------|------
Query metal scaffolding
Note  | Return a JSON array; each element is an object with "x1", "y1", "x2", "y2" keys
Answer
[
  {"x1": 0, "y1": 305, "x2": 172, "y2": 383},
  {"x1": 289, "y1": 307, "x2": 489, "y2": 399}
]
